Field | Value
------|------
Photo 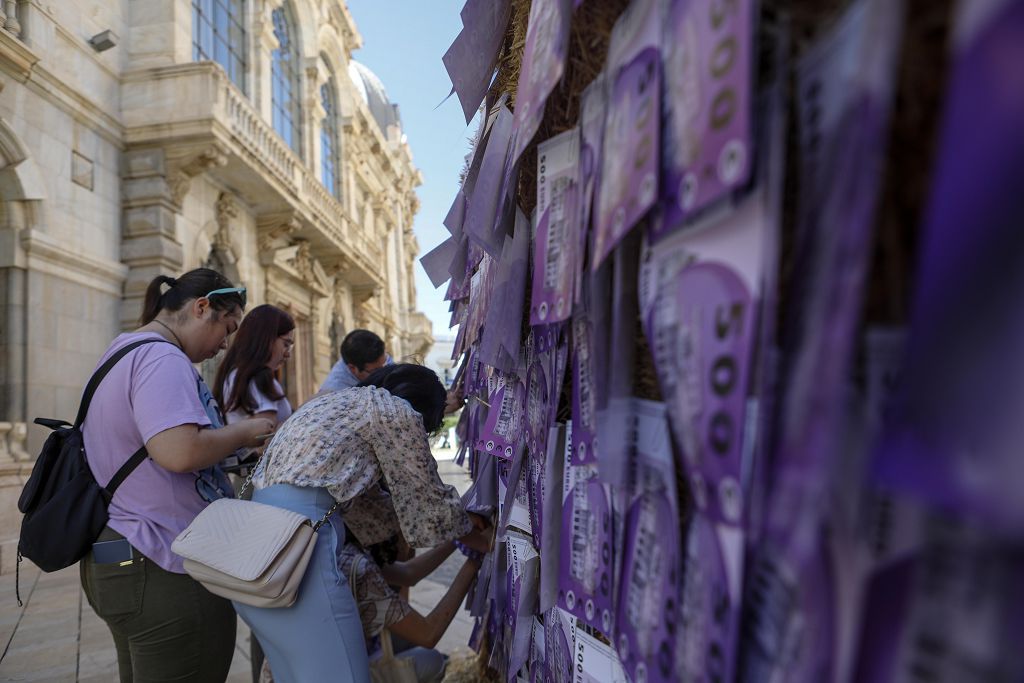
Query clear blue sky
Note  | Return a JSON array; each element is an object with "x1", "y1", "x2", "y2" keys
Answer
[{"x1": 346, "y1": 1, "x2": 473, "y2": 337}]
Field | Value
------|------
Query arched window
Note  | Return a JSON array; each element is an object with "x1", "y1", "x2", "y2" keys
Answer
[
  {"x1": 320, "y1": 76, "x2": 340, "y2": 198},
  {"x1": 271, "y1": 3, "x2": 302, "y2": 156},
  {"x1": 192, "y1": 0, "x2": 247, "y2": 92}
]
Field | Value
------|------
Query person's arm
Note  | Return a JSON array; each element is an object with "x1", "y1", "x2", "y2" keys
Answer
[
  {"x1": 146, "y1": 418, "x2": 273, "y2": 473},
  {"x1": 379, "y1": 541, "x2": 456, "y2": 587},
  {"x1": 386, "y1": 557, "x2": 482, "y2": 649},
  {"x1": 372, "y1": 405, "x2": 472, "y2": 547},
  {"x1": 380, "y1": 523, "x2": 493, "y2": 587},
  {"x1": 252, "y1": 410, "x2": 278, "y2": 424}
]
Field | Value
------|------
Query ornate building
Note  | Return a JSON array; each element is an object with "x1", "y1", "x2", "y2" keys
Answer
[{"x1": 0, "y1": 1, "x2": 432, "y2": 571}]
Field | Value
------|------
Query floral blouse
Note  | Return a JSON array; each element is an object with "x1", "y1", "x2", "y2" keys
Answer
[
  {"x1": 339, "y1": 543, "x2": 412, "y2": 642},
  {"x1": 253, "y1": 386, "x2": 472, "y2": 546}
]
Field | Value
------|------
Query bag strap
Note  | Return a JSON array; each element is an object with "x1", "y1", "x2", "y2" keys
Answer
[
  {"x1": 74, "y1": 337, "x2": 172, "y2": 499},
  {"x1": 103, "y1": 445, "x2": 149, "y2": 500},
  {"x1": 74, "y1": 338, "x2": 172, "y2": 428},
  {"x1": 240, "y1": 454, "x2": 338, "y2": 529},
  {"x1": 380, "y1": 630, "x2": 396, "y2": 660}
]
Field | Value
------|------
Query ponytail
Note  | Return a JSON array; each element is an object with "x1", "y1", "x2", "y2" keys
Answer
[
  {"x1": 138, "y1": 268, "x2": 243, "y2": 325},
  {"x1": 140, "y1": 276, "x2": 179, "y2": 325}
]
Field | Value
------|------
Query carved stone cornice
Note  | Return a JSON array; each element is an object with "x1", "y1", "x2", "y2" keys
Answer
[
  {"x1": 351, "y1": 282, "x2": 381, "y2": 307},
  {"x1": 168, "y1": 143, "x2": 229, "y2": 206},
  {"x1": 257, "y1": 213, "x2": 301, "y2": 254},
  {"x1": 0, "y1": 27, "x2": 37, "y2": 84}
]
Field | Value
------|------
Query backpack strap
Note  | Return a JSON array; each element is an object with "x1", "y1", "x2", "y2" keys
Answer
[
  {"x1": 103, "y1": 446, "x2": 150, "y2": 501},
  {"x1": 74, "y1": 338, "x2": 173, "y2": 428},
  {"x1": 73, "y1": 337, "x2": 173, "y2": 499}
]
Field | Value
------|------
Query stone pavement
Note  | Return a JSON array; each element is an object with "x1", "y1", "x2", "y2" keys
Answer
[{"x1": 0, "y1": 451, "x2": 476, "y2": 682}]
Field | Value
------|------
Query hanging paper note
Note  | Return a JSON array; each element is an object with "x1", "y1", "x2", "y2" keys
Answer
[
  {"x1": 510, "y1": 0, "x2": 574, "y2": 164},
  {"x1": 613, "y1": 401, "x2": 681, "y2": 683},
  {"x1": 531, "y1": 128, "x2": 582, "y2": 325},
  {"x1": 592, "y1": 0, "x2": 661, "y2": 268},
  {"x1": 653, "y1": 0, "x2": 754, "y2": 241},
  {"x1": 443, "y1": 0, "x2": 512, "y2": 123}
]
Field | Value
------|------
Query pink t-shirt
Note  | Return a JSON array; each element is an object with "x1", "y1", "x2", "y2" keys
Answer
[{"x1": 82, "y1": 332, "x2": 213, "y2": 573}]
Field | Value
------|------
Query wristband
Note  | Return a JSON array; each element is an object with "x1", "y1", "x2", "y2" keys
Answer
[{"x1": 455, "y1": 540, "x2": 484, "y2": 562}]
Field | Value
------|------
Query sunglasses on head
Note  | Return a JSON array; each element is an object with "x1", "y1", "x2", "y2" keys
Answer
[{"x1": 203, "y1": 287, "x2": 247, "y2": 309}]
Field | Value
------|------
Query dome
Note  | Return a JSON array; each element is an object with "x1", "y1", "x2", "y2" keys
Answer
[{"x1": 348, "y1": 60, "x2": 402, "y2": 136}]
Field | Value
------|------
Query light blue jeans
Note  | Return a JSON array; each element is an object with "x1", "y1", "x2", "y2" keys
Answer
[{"x1": 233, "y1": 484, "x2": 370, "y2": 683}]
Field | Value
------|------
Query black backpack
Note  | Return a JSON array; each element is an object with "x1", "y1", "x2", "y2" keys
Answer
[{"x1": 17, "y1": 338, "x2": 170, "y2": 583}]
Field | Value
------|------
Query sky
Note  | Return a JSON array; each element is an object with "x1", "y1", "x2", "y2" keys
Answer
[{"x1": 346, "y1": 1, "x2": 473, "y2": 339}]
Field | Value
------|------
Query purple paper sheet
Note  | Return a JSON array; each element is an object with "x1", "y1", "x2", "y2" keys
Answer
[
  {"x1": 463, "y1": 253, "x2": 495, "y2": 350},
  {"x1": 445, "y1": 189, "x2": 467, "y2": 238},
  {"x1": 465, "y1": 103, "x2": 516, "y2": 260},
  {"x1": 540, "y1": 423, "x2": 567, "y2": 614},
  {"x1": 443, "y1": 0, "x2": 512, "y2": 123},
  {"x1": 738, "y1": 0, "x2": 904, "y2": 679},
  {"x1": 768, "y1": 0, "x2": 903, "y2": 555},
  {"x1": 531, "y1": 129, "x2": 582, "y2": 325},
  {"x1": 499, "y1": 449, "x2": 533, "y2": 535},
  {"x1": 477, "y1": 371, "x2": 527, "y2": 460},
  {"x1": 420, "y1": 237, "x2": 457, "y2": 288},
  {"x1": 525, "y1": 350, "x2": 553, "y2": 463},
  {"x1": 653, "y1": 0, "x2": 754, "y2": 241},
  {"x1": 530, "y1": 617, "x2": 546, "y2": 683},
  {"x1": 613, "y1": 401, "x2": 680, "y2": 683},
  {"x1": 852, "y1": 519, "x2": 1024, "y2": 682},
  {"x1": 871, "y1": 0, "x2": 1024, "y2": 533},
  {"x1": 591, "y1": 0, "x2": 662, "y2": 269},
  {"x1": 574, "y1": 627, "x2": 629, "y2": 682},
  {"x1": 527, "y1": 450, "x2": 545, "y2": 551},
  {"x1": 544, "y1": 606, "x2": 576, "y2": 683},
  {"x1": 570, "y1": 299, "x2": 598, "y2": 467},
  {"x1": 558, "y1": 471, "x2": 615, "y2": 636},
  {"x1": 577, "y1": 73, "x2": 608, "y2": 298},
  {"x1": 648, "y1": 260, "x2": 757, "y2": 527},
  {"x1": 479, "y1": 209, "x2": 531, "y2": 372},
  {"x1": 735, "y1": 533, "x2": 834, "y2": 682},
  {"x1": 509, "y1": 0, "x2": 574, "y2": 165},
  {"x1": 595, "y1": 234, "x2": 641, "y2": 487},
  {"x1": 505, "y1": 532, "x2": 539, "y2": 678}
]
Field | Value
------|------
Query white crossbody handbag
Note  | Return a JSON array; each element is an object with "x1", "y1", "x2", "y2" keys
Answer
[{"x1": 172, "y1": 467, "x2": 337, "y2": 608}]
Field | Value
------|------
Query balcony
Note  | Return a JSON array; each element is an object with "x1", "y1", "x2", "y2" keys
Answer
[
  {"x1": 122, "y1": 62, "x2": 383, "y2": 286},
  {"x1": 0, "y1": 4, "x2": 36, "y2": 83}
]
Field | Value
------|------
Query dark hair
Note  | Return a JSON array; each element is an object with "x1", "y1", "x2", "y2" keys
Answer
[
  {"x1": 213, "y1": 304, "x2": 295, "y2": 415},
  {"x1": 344, "y1": 527, "x2": 401, "y2": 567},
  {"x1": 139, "y1": 268, "x2": 244, "y2": 325},
  {"x1": 359, "y1": 363, "x2": 446, "y2": 432},
  {"x1": 341, "y1": 329, "x2": 385, "y2": 371}
]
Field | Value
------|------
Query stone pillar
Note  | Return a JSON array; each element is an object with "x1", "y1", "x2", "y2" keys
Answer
[
  {"x1": 120, "y1": 148, "x2": 184, "y2": 329},
  {"x1": 8, "y1": 421, "x2": 28, "y2": 461},
  {"x1": 2, "y1": 1, "x2": 20, "y2": 37},
  {"x1": 0, "y1": 422, "x2": 10, "y2": 463}
]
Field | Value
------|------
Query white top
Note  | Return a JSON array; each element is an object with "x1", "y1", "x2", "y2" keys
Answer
[{"x1": 222, "y1": 369, "x2": 293, "y2": 425}]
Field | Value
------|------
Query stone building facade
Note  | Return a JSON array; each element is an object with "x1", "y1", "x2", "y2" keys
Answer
[{"x1": 0, "y1": 0, "x2": 432, "y2": 571}]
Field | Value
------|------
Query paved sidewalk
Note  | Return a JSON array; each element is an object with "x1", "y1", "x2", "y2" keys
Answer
[{"x1": 0, "y1": 453, "x2": 476, "y2": 682}]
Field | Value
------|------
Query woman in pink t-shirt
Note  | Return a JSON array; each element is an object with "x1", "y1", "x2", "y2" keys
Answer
[{"x1": 79, "y1": 268, "x2": 274, "y2": 683}]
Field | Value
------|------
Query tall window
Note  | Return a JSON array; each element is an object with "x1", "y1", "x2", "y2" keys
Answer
[
  {"x1": 271, "y1": 4, "x2": 302, "y2": 156},
  {"x1": 320, "y1": 77, "x2": 340, "y2": 198},
  {"x1": 192, "y1": 0, "x2": 247, "y2": 92}
]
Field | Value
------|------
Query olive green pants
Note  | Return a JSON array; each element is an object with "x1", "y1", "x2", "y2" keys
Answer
[{"x1": 80, "y1": 527, "x2": 237, "y2": 683}]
